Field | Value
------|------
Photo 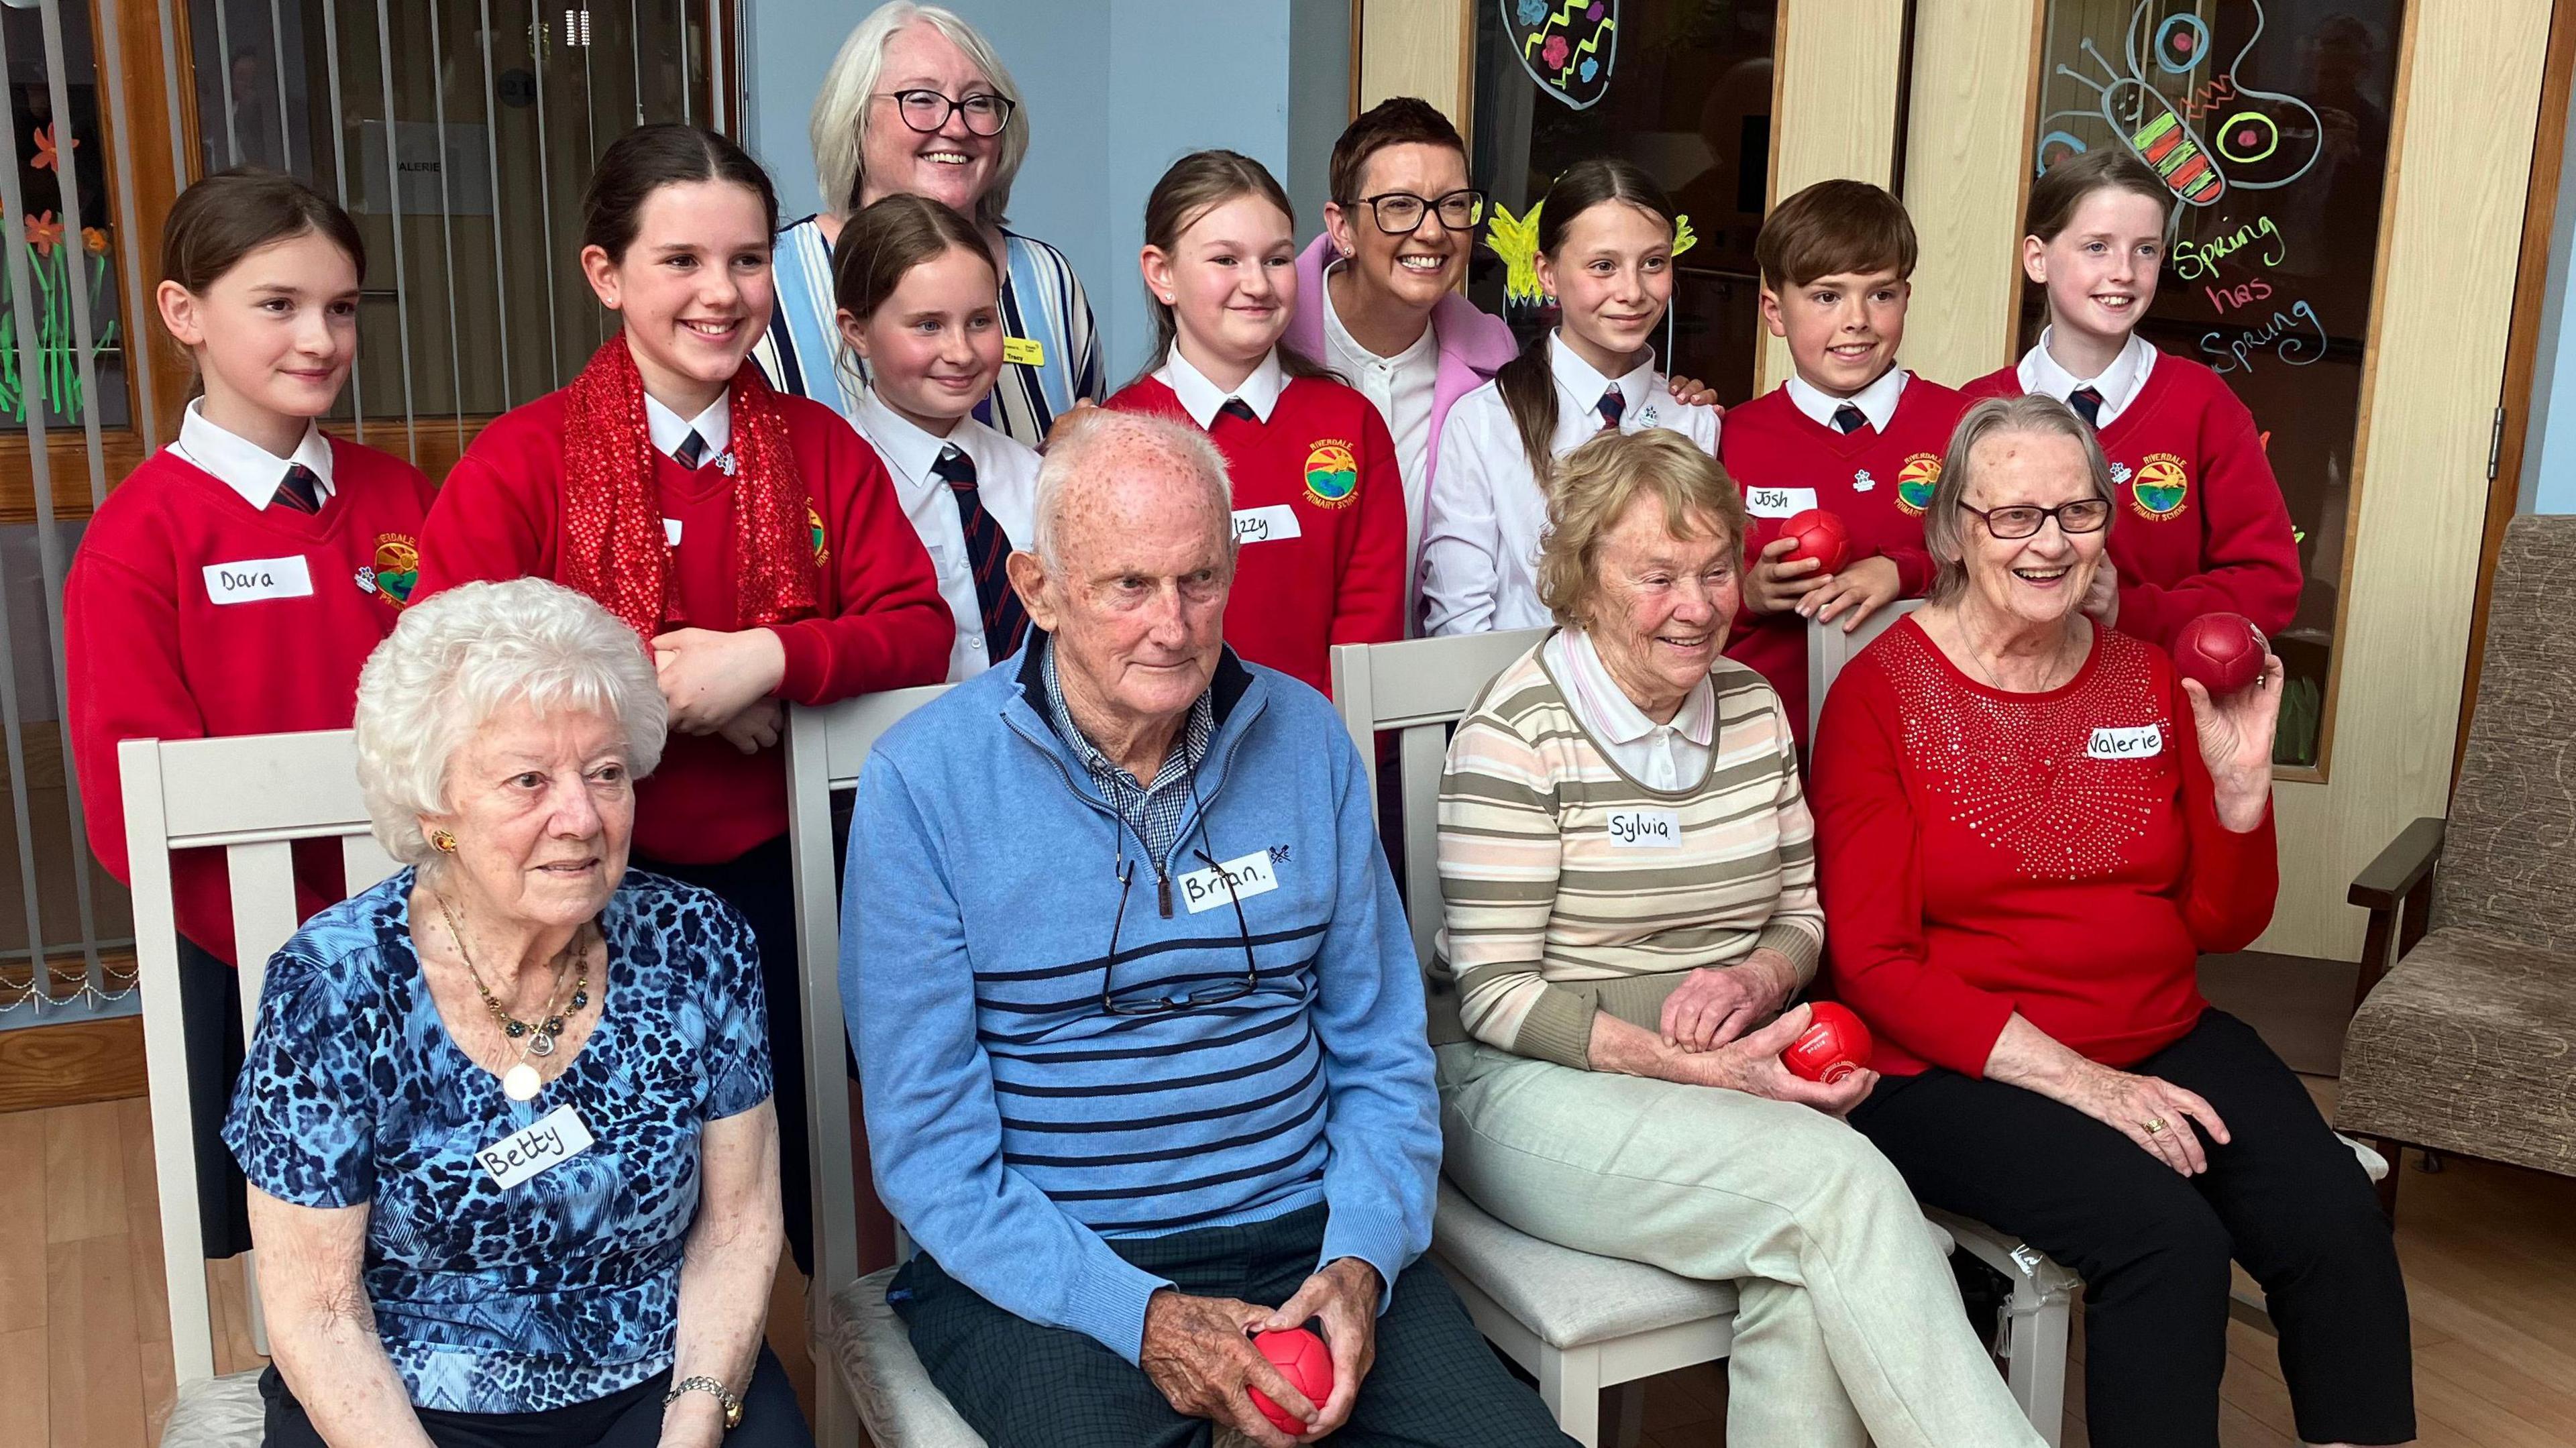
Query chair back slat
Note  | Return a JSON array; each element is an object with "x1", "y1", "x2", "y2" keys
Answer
[
  {"x1": 1805, "y1": 599, "x2": 1924, "y2": 740},
  {"x1": 342, "y1": 833, "x2": 405, "y2": 895}
]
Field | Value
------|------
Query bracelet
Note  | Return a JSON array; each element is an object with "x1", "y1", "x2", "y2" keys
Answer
[{"x1": 663, "y1": 1374, "x2": 744, "y2": 1431}]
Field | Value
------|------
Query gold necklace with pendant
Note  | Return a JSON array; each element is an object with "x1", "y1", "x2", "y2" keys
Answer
[{"x1": 437, "y1": 894, "x2": 592, "y2": 1103}]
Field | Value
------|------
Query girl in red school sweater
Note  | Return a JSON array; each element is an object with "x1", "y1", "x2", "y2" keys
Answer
[
  {"x1": 1961, "y1": 149, "x2": 2300, "y2": 649},
  {"x1": 1104, "y1": 150, "x2": 1405, "y2": 693},
  {"x1": 66, "y1": 168, "x2": 436, "y2": 1258},
  {"x1": 411, "y1": 125, "x2": 951, "y2": 1275}
]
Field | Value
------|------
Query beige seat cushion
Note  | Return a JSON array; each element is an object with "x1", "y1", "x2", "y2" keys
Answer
[
  {"x1": 2339, "y1": 926, "x2": 2576, "y2": 1178},
  {"x1": 824, "y1": 1268, "x2": 987, "y2": 1448},
  {"x1": 160, "y1": 1370, "x2": 264, "y2": 1448},
  {"x1": 1430, "y1": 1178, "x2": 1740, "y2": 1351}
]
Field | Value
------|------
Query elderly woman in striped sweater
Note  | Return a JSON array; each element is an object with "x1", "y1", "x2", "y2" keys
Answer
[{"x1": 1430, "y1": 429, "x2": 2042, "y2": 1448}]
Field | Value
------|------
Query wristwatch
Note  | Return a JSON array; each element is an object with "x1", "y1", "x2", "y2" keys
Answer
[{"x1": 664, "y1": 1374, "x2": 745, "y2": 1431}]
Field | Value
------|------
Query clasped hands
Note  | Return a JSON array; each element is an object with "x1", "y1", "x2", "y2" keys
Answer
[
  {"x1": 1743, "y1": 539, "x2": 1902, "y2": 632},
  {"x1": 650, "y1": 627, "x2": 788, "y2": 755},
  {"x1": 1139, "y1": 1256, "x2": 1379, "y2": 1447}
]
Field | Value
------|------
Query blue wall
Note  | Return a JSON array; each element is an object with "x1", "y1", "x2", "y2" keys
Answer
[
  {"x1": 2521, "y1": 55, "x2": 2576, "y2": 514},
  {"x1": 745, "y1": 0, "x2": 1348, "y2": 387}
]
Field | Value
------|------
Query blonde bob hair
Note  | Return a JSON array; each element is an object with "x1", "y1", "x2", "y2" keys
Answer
[
  {"x1": 354, "y1": 579, "x2": 667, "y2": 868},
  {"x1": 1924, "y1": 394, "x2": 2118, "y2": 604},
  {"x1": 1536, "y1": 429, "x2": 1749, "y2": 630},
  {"x1": 809, "y1": 3, "x2": 1028, "y2": 229}
]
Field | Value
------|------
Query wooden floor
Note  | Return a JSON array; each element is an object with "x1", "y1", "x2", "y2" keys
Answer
[{"x1": 12, "y1": 1081, "x2": 2576, "y2": 1447}]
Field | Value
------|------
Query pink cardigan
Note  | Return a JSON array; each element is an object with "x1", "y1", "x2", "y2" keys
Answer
[{"x1": 1286, "y1": 235, "x2": 1519, "y2": 494}]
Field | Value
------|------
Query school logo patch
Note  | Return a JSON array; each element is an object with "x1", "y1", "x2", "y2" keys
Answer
[
  {"x1": 1895, "y1": 453, "x2": 1942, "y2": 516},
  {"x1": 807, "y1": 501, "x2": 829, "y2": 565},
  {"x1": 1302, "y1": 440, "x2": 1360, "y2": 509},
  {"x1": 2131, "y1": 453, "x2": 2190, "y2": 520},
  {"x1": 354, "y1": 534, "x2": 419, "y2": 609}
]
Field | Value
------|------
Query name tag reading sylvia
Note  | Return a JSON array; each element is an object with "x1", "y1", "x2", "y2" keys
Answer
[
  {"x1": 479, "y1": 1103, "x2": 594, "y2": 1190},
  {"x1": 2086, "y1": 724, "x2": 2165, "y2": 759},
  {"x1": 1177, "y1": 849, "x2": 1282, "y2": 913},
  {"x1": 1606, "y1": 808, "x2": 1683, "y2": 848},
  {"x1": 1743, "y1": 486, "x2": 1818, "y2": 518},
  {"x1": 1232, "y1": 505, "x2": 1303, "y2": 545},
  {"x1": 203, "y1": 555, "x2": 313, "y2": 604}
]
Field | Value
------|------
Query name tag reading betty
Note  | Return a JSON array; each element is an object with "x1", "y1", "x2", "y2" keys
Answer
[
  {"x1": 1606, "y1": 808, "x2": 1683, "y2": 848},
  {"x1": 203, "y1": 555, "x2": 314, "y2": 604},
  {"x1": 1742, "y1": 486, "x2": 1819, "y2": 519},
  {"x1": 478, "y1": 1103, "x2": 596, "y2": 1190},
  {"x1": 1177, "y1": 849, "x2": 1282, "y2": 913},
  {"x1": 1232, "y1": 504, "x2": 1303, "y2": 545},
  {"x1": 2086, "y1": 724, "x2": 2166, "y2": 760}
]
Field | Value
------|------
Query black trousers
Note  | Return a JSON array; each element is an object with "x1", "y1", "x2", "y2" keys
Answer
[
  {"x1": 176, "y1": 933, "x2": 254, "y2": 1259},
  {"x1": 1851, "y1": 1009, "x2": 2414, "y2": 1448},
  {"x1": 633, "y1": 836, "x2": 813, "y2": 1278},
  {"x1": 258, "y1": 1345, "x2": 808, "y2": 1447},
  {"x1": 892, "y1": 1203, "x2": 1574, "y2": 1448}
]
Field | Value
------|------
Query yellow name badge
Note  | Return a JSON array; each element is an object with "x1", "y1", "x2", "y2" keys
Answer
[{"x1": 1003, "y1": 336, "x2": 1046, "y2": 367}]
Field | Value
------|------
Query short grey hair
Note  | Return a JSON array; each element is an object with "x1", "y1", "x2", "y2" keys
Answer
[
  {"x1": 809, "y1": 3, "x2": 1030, "y2": 228},
  {"x1": 1925, "y1": 393, "x2": 2118, "y2": 604},
  {"x1": 354, "y1": 579, "x2": 668, "y2": 867},
  {"x1": 1030, "y1": 408, "x2": 1233, "y2": 571}
]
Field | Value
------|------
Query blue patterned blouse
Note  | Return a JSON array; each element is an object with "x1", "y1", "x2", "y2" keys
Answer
[{"x1": 222, "y1": 869, "x2": 773, "y2": 1414}]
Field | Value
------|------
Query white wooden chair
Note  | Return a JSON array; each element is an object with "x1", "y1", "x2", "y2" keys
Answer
[{"x1": 123, "y1": 730, "x2": 407, "y2": 1448}]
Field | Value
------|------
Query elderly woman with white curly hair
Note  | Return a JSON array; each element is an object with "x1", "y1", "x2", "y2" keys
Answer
[{"x1": 222, "y1": 578, "x2": 809, "y2": 1448}]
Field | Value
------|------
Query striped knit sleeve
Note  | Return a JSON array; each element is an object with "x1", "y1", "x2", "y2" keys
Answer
[
  {"x1": 1755, "y1": 693, "x2": 1825, "y2": 983},
  {"x1": 1436, "y1": 702, "x2": 1597, "y2": 1068}
]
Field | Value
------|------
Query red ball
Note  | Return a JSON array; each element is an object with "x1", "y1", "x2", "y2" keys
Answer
[
  {"x1": 2172, "y1": 612, "x2": 2268, "y2": 696},
  {"x1": 1782, "y1": 1002, "x2": 1873, "y2": 1084},
  {"x1": 1248, "y1": 1328, "x2": 1334, "y2": 1434},
  {"x1": 1776, "y1": 508, "x2": 1853, "y2": 574}
]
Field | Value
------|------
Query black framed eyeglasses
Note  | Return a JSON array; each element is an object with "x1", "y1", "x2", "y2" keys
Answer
[
  {"x1": 1100, "y1": 850, "x2": 1260, "y2": 1017},
  {"x1": 1356, "y1": 188, "x2": 1488, "y2": 235},
  {"x1": 1961, "y1": 498, "x2": 2113, "y2": 540},
  {"x1": 878, "y1": 89, "x2": 1016, "y2": 137}
]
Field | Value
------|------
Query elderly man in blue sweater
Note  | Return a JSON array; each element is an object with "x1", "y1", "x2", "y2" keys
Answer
[{"x1": 847, "y1": 410, "x2": 1569, "y2": 1448}]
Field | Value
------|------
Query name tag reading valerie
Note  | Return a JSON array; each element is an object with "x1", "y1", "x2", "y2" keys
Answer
[
  {"x1": 1607, "y1": 808, "x2": 1683, "y2": 848},
  {"x1": 2086, "y1": 724, "x2": 2166, "y2": 760},
  {"x1": 478, "y1": 1103, "x2": 595, "y2": 1190},
  {"x1": 1742, "y1": 486, "x2": 1818, "y2": 519},
  {"x1": 1177, "y1": 850, "x2": 1282, "y2": 913},
  {"x1": 203, "y1": 555, "x2": 314, "y2": 604}
]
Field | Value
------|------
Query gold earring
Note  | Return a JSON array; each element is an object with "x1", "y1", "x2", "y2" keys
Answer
[{"x1": 430, "y1": 829, "x2": 458, "y2": 854}]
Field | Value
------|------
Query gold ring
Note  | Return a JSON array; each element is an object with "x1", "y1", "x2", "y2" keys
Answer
[{"x1": 2145, "y1": 1117, "x2": 2169, "y2": 1135}]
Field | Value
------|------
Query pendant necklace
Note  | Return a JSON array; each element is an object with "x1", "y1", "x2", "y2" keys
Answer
[{"x1": 439, "y1": 894, "x2": 592, "y2": 1102}]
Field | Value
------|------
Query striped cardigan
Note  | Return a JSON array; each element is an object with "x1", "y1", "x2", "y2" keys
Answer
[{"x1": 1433, "y1": 636, "x2": 1824, "y2": 1068}]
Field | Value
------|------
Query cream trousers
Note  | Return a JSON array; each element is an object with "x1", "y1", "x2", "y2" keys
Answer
[{"x1": 1435, "y1": 1042, "x2": 2045, "y2": 1448}]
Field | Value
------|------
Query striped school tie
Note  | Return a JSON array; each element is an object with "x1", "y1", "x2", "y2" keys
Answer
[
  {"x1": 676, "y1": 430, "x2": 710, "y2": 469},
  {"x1": 1597, "y1": 387, "x2": 1625, "y2": 431},
  {"x1": 270, "y1": 463, "x2": 323, "y2": 514},
  {"x1": 934, "y1": 445, "x2": 1030, "y2": 661},
  {"x1": 2070, "y1": 386, "x2": 2106, "y2": 428},
  {"x1": 1832, "y1": 404, "x2": 1869, "y2": 435}
]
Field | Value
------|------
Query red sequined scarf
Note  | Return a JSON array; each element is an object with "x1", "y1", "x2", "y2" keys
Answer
[{"x1": 559, "y1": 335, "x2": 819, "y2": 638}]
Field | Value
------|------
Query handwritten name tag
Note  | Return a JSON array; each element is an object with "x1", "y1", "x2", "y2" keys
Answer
[
  {"x1": 478, "y1": 1103, "x2": 595, "y2": 1190},
  {"x1": 1606, "y1": 808, "x2": 1683, "y2": 848},
  {"x1": 1232, "y1": 505, "x2": 1303, "y2": 545},
  {"x1": 663, "y1": 517, "x2": 683, "y2": 546},
  {"x1": 203, "y1": 555, "x2": 313, "y2": 604},
  {"x1": 1177, "y1": 849, "x2": 1281, "y2": 914},
  {"x1": 2086, "y1": 724, "x2": 2165, "y2": 760},
  {"x1": 1743, "y1": 486, "x2": 1818, "y2": 518},
  {"x1": 1003, "y1": 336, "x2": 1046, "y2": 367}
]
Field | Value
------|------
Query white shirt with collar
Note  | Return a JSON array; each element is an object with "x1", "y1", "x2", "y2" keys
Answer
[
  {"x1": 1156, "y1": 347, "x2": 1287, "y2": 429},
  {"x1": 1419, "y1": 331, "x2": 1719, "y2": 636},
  {"x1": 1785, "y1": 365, "x2": 1910, "y2": 434},
  {"x1": 849, "y1": 389, "x2": 1038, "y2": 681},
  {"x1": 1320, "y1": 260, "x2": 1440, "y2": 498},
  {"x1": 2017, "y1": 327, "x2": 2157, "y2": 429},
  {"x1": 169, "y1": 398, "x2": 336, "y2": 512},
  {"x1": 1546, "y1": 626, "x2": 1715, "y2": 791},
  {"x1": 643, "y1": 392, "x2": 732, "y2": 462}
]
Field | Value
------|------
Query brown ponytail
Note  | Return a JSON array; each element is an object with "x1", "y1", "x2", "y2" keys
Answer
[
  {"x1": 1495, "y1": 158, "x2": 1678, "y2": 485},
  {"x1": 1133, "y1": 149, "x2": 1340, "y2": 390}
]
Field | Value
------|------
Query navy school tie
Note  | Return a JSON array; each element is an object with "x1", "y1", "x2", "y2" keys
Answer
[
  {"x1": 2070, "y1": 387, "x2": 2106, "y2": 428},
  {"x1": 1832, "y1": 404, "x2": 1868, "y2": 436},
  {"x1": 1597, "y1": 387, "x2": 1625, "y2": 431},
  {"x1": 934, "y1": 445, "x2": 1030, "y2": 661},
  {"x1": 270, "y1": 462, "x2": 323, "y2": 514}
]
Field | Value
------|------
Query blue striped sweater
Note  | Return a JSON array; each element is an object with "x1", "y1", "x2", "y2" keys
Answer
[{"x1": 847, "y1": 640, "x2": 1439, "y2": 1362}]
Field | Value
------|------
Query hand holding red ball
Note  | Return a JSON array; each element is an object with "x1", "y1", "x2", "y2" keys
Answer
[
  {"x1": 2171, "y1": 612, "x2": 2268, "y2": 696},
  {"x1": 1247, "y1": 1327, "x2": 1335, "y2": 1435},
  {"x1": 1777, "y1": 508, "x2": 1853, "y2": 576},
  {"x1": 1782, "y1": 1002, "x2": 1873, "y2": 1084}
]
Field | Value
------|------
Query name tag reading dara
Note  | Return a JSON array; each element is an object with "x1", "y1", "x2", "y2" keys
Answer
[
  {"x1": 1607, "y1": 807, "x2": 1683, "y2": 848},
  {"x1": 203, "y1": 555, "x2": 313, "y2": 604},
  {"x1": 1232, "y1": 504, "x2": 1302, "y2": 545},
  {"x1": 2086, "y1": 724, "x2": 2165, "y2": 760},
  {"x1": 1177, "y1": 849, "x2": 1281, "y2": 914},
  {"x1": 478, "y1": 1103, "x2": 594, "y2": 1190},
  {"x1": 1743, "y1": 486, "x2": 1818, "y2": 518}
]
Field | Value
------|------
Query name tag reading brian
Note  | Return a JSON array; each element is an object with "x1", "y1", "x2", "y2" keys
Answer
[
  {"x1": 1177, "y1": 850, "x2": 1281, "y2": 913},
  {"x1": 478, "y1": 1103, "x2": 594, "y2": 1190},
  {"x1": 1743, "y1": 486, "x2": 1817, "y2": 518},
  {"x1": 1606, "y1": 808, "x2": 1683, "y2": 848},
  {"x1": 203, "y1": 555, "x2": 313, "y2": 604},
  {"x1": 1232, "y1": 505, "x2": 1303, "y2": 545},
  {"x1": 2086, "y1": 724, "x2": 2165, "y2": 760}
]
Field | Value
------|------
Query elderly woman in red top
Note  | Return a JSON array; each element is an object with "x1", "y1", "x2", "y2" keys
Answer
[{"x1": 1811, "y1": 394, "x2": 2413, "y2": 1448}]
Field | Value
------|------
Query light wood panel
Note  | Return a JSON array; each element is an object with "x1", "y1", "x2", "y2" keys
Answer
[
  {"x1": 1898, "y1": 0, "x2": 2041, "y2": 386},
  {"x1": 1356, "y1": 0, "x2": 1472, "y2": 120},
  {"x1": 1761, "y1": 0, "x2": 1910, "y2": 391},
  {"x1": 0, "y1": 1016, "x2": 146, "y2": 1113}
]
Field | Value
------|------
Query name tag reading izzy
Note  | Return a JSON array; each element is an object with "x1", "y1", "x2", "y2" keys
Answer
[
  {"x1": 1232, "y1": 505, "x2": 1303, "y2": 545},
  {"x1": 1742, "y1": 486, "x2": 1819, "y2": 518},
  {"x1": 1177, "y1": 850, "x2": 1281, "y2": 913},
  {"x1": 2087, "y1": 724, "x2": 2166, "y2": 760},
  {"x1": 1607, "y1": 808, "x2": 1683, "y2": 848},
  {"x1": 203, "y1": 555, "x2": 313, "y2": 604},
  {"x1": 478, "y1": 1103, "x2": 595, "y2": 1190}
]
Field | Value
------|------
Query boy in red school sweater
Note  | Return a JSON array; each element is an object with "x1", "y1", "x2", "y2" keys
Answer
[{"x1": 1721, "y1": 180, "x2": 1967, "y2": 740}]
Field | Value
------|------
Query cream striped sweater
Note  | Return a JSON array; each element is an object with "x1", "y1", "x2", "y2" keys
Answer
[{"x1": 1432, "y1": 638, "x2": 1823, "y2": 1068}]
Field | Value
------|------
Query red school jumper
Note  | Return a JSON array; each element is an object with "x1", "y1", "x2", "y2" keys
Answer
[
  {"x1": 1809, "y1": 617, "x2": 2277, "y2": 1078},
  {"x1": 411, "y1": 390, "x2": 951, "y2": 864},
  {"x1": 1105, "y1": 374, "x2": 1407, "y2": 695},
  {"x1": 1718, "y1": 374, "x2": 1967, "y2": 742},
  {"x1": 1962, "y1": 352, "x2": 2300, "y2": 650},
  {"x1": 67, "y1": 441, "x2": 437, "y2": 963}
]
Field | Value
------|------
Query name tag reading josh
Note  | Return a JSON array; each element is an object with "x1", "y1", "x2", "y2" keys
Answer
[
  {"x1": 1606, "y1": 808, "x2": 1683, "y2": 848},
  {"x1": 2086, "y1": 724, "x2": 2165, "y2": 760},
  {"x1": 1743, "y1": 486, "x2": 1818, "y2": 518},
  {"x1": 478, "y1": 1103, "x2": 595, "y2": 1190},
  {"x1": 1178, "y1": 850, "x2": 1281, "y2": 913},
  {"x1": 203, "y1": 555, "x2": 313, "y2": 604},
  {"x1": 663, "y1": 517, "x2": 684, "y2": 546},
  {"x1": 1232, "y1": 505, "x2": 1303, "y2": 545}
]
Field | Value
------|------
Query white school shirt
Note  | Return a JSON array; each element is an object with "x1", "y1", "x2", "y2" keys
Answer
[
  {"x1": 1155, "y1": 345, "x2": 1287, "y2": 427},
  {"x1": 1784, "y1": 365, "x2": 1909, "y2": 433},
  {"x1": 1546, "y1": 627, "x2": 1715, "y2": 791},
  {"x1": 643, "y1": 393, "x2": 731, "y2": 461},
  {"x1": 2017, "y1": 327, "x2": 2157, "y2": 430},
  {"x1": 1418, "y1": 332, "x2": 1719, "y2": 636},
  {"x1": 1320, "y1": 262, "x2": 1440, "y2": 502},
  {"x1": 849, "y1": 389, "x2": 1038, "y2": 681},
  {"x1": 170, "y1": 398, "x2": 336, "y2": 511}
]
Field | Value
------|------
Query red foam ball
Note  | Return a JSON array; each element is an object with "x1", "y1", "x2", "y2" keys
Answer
[
  {"x1": 1778, "y1": 508, "x2": 1853, "y2": 575},
  {"x1": 1782, "y1": 1002, "x2": 1873, "y2": 1084},
  {"x1": 2172, "y1": 612, "x2": 2267, "y2": 696},
  {"x1": 1248, "y1": 1327, "x2": 1334, "y2": 1434}
]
